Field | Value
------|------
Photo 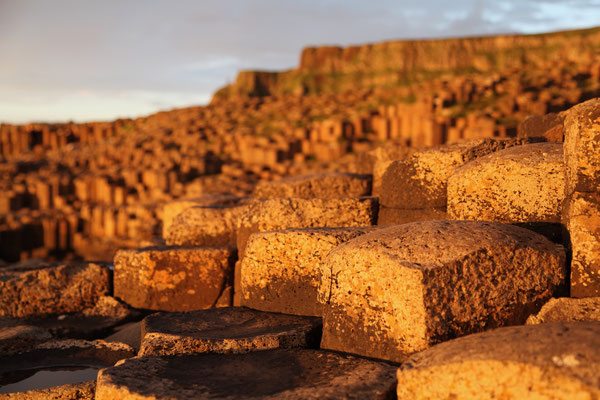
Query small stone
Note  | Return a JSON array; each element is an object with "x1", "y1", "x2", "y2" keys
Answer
[
  {"x1": 448, "y1": 143, "x2": 565, "y2": 223},
  {"x1": 253, "y1": 172, "x2": 372, "y2": 199},
  {"x1": 397, "y1": 322, "x2": 600, "y2": 399},
  {"x1": 114, "y1": 246, "x2": 236, "y2": 311},
  {"x1": 96, "y1": 349, "x2": 397, "y2": 400},
  {"x1": 241, "y1": 227, "x2": 374, "y2": 316},
  {"x1": 139, "y1": 307, "x2": 322, "y2": 356},
  {"x1": 527, "y1": 297, "x2": 600, "y2": 324},
  {"x1": 319, "y1": 220, "x2": 565, "y2": 362}
]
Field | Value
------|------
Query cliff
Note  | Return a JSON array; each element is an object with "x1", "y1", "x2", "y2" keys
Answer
[{"x1": 213, "y1": 26, "x2": 600, "y2": 100}]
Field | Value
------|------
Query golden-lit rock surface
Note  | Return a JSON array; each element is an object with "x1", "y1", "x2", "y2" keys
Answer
[
  {"x1": 319, "y1": 220, "x2": 565, "y2": 362},
  {"x1": 527, "y1": 297, "x2": 600, "y2": 324},
  {"x1": 396, "y1": 322, "x2": 600, "y2": 399},
  {"x1": 139, "y1": 307, "x2": 322, "y2": 356},
  {"x1": 113, "y1": 246, "x2": 236, "y2": 311},
  {"x1": 253, "y1": 172, "x2": 372, "y2": 199},
  {"x1": 241, "y1": 227, "x2": 374, "y2": 316},
  {"x1": 0, "y1": 380, "x2": 96, "y2": 400}
]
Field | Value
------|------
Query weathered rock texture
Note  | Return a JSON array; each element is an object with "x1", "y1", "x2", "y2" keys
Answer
[
  {"x1": 241, "y1": 227, "x2": 374, "y2": 316},
  {"x1": 396, "y1": 322, "x2": 600, "y2": 399},
  {"x1": 517, "y1": 112, "x2": 565, "y2": 142},
  {"x1": 164, "y1": 203, "x2": 248, "y2": 247},
  {"x1": 0, "y1": 380, "x2": 96, "y2": 400},
  {"x1": 96, "y1": 349, "x2": 397, "y2": 400},
  {"x1": 253, "y1": 172, "x2": 372, "y2": 199},
  {"x1": 0, "y1": 262, "x2": 110, "y2": 318},
  {"x1": 236, "y1": 197, "x2": 378, "y2": 257},
  {"x1": 377, "y1": 207, "x2": 447, "y2": 226},
  {"x1": 448, "y1": 142, "x2": 565, "y2": 223},
  {"x1": 139, "y1": 307, "x2": 322, "y2": 356},
  {"x1": 114, "y1": 246, "x2": 236, "y2": 311},
  {"x1": 0, "y1": 325, "x2": 51, "y2": 357},
  {"x1": 319, "y1": 220, "x2": 566, "y2": 362},
  {"x1": 527, "y1": 297, "x2": 600, "y2": 324}
]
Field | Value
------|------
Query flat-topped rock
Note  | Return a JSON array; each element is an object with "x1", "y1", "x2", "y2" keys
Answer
[
  {"x1": 162, "y1": 195, "x2": 245, "y2": 237},
  {"x1": 96, "y1": 349, "x2": 396, "y2": 400},
  {"x1": 252, "y1": 172, "x2": 371, "y2": 199},
  {"x1": 164, "y1": 203, "x2": 248, "y2": 247},
  {"x1": 319, "y1": 220, "x2": 566, "y2": 362},
  {"x1": 241, "y1": 227, "x2": 374, "y2": 316},
  {"x1": 527, "y1": 297, "x2": 600, "y2": 324},
  {"x1": 236, "y1": 197, "x2": 378, "y2": 257},
  {"x1": 114, "y1": 246, "x2": 236, "y2": 311},
  {"x1": 396, "y1": 322, "x2": 600, "y2": 399},
  {"x1": 564, "y1": 192, "x2": 600, "y2": 297},
  {"x1": 564, "y1": 98, "x2": 600, "y2": 194},
  {"x1": 139, "y1": 307, "x2": 322, "y2": 356},
  {"x1": 379, "y1": 138, "x2": 536, "y2": 209},
  {"x1": 0, "y1": 262, "x2": 110, "y2": 318},
  {"x1": 448, "y1": 142, "x2": 565, "y2": 223}
]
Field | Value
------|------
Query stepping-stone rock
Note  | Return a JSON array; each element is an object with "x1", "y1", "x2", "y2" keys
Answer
[
  {"x1": 563, "y1": 97, "x2": 600, "y2": 194},
  {"x1": 241, "y1": 227, "x2": 374, "y2": 316},
  {"x1": 377, "y1": 206, "x2": 446, "y2": 225},
  {"x1": 527, "y1": 297, "x2": 600, "y2": 324},
  {"x1": 139, "y1": 307, "x2": 322, "y2": 356},
  {"x1": 319, "y1": 220, "x2": 565, "y2": 362},
  {"x1": 253, "y1": 172, "x2": 372, "y2": 199},
  {"x1": 448, "y1": 142, "x2": 565, "y2": 223},
  {"x1": 236, "y1": 197, "x2": 378, "y2": 258},
  {"x1": 0, "y1": 262, "x2": 110, "y2": 318},
  {"x1": 379, "y1": 138, "x2": 536, "y2": 210},
  {"x1": 114, "y1": 247, "x2": 236, "y2": 311},
  {"x1": 0, "y1": 325, "x2": 51, "y2": 357},
  {"x1": 564, "y1": 191, "x2": 600, "y2": 297},
  {"x1": 162, "y1": 195, "x2": 244, "y2": 237},
  {"x1": 96, "y1": 349, "x2": 396, "y2": 400},
  {"x1": 396, "y1": 322, "x2": 600, "y2": 399},
  {"x1": 164, "y1": 203, "x2": 248, "y2": 247}
]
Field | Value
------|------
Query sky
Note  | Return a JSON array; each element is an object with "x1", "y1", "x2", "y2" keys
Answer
[{"x1": 1, "y1": 0, "x2": 600, "y2": 124}]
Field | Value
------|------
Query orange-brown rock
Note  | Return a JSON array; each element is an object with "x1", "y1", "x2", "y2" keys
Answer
[
  {"x1": 526, "y1": 297, "x2": 600, "y2": 324},
  {"x1": 252, "y1": 172, "x2": 371, "y2": 199}
]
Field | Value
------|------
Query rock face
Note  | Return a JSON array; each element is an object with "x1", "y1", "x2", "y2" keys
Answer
[
  {"x1": 319, "y1": 220, "x2": 566, "y2": 362},
  {"x1": 527, "y1": 297, "x2": 600, "y2": 324},
  {"x1": 378, "y1": 138, "x2": 535, "y2": 225},
  {"x1": 396, "y1": 322, "x2": 600, "y2": 399},
  {"x1": 253, "y1": 172, "x2": 372, "y2": 199},
  {"x1": 236, "y1": 197, "x2": 378, "y2": 257},
  {"x1": 139, "y1": 307, "x2": 322, "y2": 356},
  {"x1": 448, "y1": 143, "x2": 565, "y2": 223},
  {"x1": 241, "y1": 227, "x2": 374, "y2": 316},
  {"x1": 164, "y1": 203, "x2": 248, "y2": 247},
  {"x1": 96, "y1": 349, "x2": 397, "y2": 400},
  {"x1": 0, "y1": 262, "x2": 111, "y2": 318},
  {"x1": 114, "y1": 246, "x2": 236, "y2": 311}
]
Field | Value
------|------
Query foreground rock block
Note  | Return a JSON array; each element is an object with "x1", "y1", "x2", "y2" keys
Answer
[
  {"x1": 527, "y1": 297, "x2": 600, "y2": 324},
  {"x1": 397, "y1": 322, "x2": 600, "y2": 399},
  {"x1": 164, "y1": 203, "x2": 247, "y2": 247},
  {"x1": 139, "y1": 307, "x2": 322, "y2": 356},
  {"x1": 319, "y1": 220, "x2": 565, "y2": 362},
  {"x1": 236, "y1": 197, "x2": 378, "y2": 257},
  {"x1": 0, "y1": 262, "x2": 111, "y2": 318},
  {"x1": 96, "y1": 349, "x2": 396, "y2": 400},
  {"x1": 253, "y1": 172, "x2": 371, "y2": 199},
  {"x1": 563, "y1": 98, "x2": 600, "y2": 194},
  {"x1": 448, "y1": 143, "x2": 565, "y2": 223},
  {"x1": 114, "y1": 247, "x2": 236, "y2": 311},
  {"x1": 241, "y1": 227, "x2": 374, "y2": 316},
  {"x1": 564, "y1": 192, "x2": 600, "y2": 297},
  {"x1": 379, "y1": 138, "x2": 535, "y2": 210}
]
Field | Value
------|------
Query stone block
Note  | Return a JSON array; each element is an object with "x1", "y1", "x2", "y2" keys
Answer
[
  {"x1": 139, "y1": 307, "x2": 322, "y2": 356},
  {"x1": 448, "y1": 143, "x2": 565, "y2": 223},
  {"x1": 517, "y1": 112, "x2": 565, "y2": 142},
  {"x1": 397, "y1": 322, "x2": 600, "y2": 399},
  {"x1": 319, "y1": 220, "x2": 565, "y2": 362},
  {"x1": 114, "y1": 246, "x2": 236, "y2": 311},
  {"x1": 96, "y1": 349, "x2": 396, "y2": 400},
  {"x1": 253, "y1": 172, "x2": 372, "y2": 199},
  {"x1": 241, "y1": 227, "x2": 374, "y2": 316},
  {"x1": 564, "y1": 191, "x2": 600, "y2": 297},
  {"x1": 377, "y1": 206, "x2": 447, "y2": 225},
  {"x1": 0, "y1": 262, "x2": 111, "y2": 318},
  {"x1": 526, "y1": 297, "x2": 600, "y2": 324},
  {"x1": 236, "y1": 197, "x2": 378, "y2": 257},
  {"x1": 164, "y1": 203, "x2": 247, "y2": 247}
]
